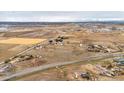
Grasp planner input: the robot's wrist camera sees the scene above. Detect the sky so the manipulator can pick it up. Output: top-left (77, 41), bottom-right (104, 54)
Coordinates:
top-left (0, 11), bottom-right (124, 22)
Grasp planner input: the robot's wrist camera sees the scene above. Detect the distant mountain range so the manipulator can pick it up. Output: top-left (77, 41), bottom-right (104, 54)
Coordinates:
top-left (0, 20), bottom-right (124, 27)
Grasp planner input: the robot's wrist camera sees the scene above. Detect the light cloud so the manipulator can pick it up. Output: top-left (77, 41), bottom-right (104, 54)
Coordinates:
top-left (0, 11), bottom-right (124, 22)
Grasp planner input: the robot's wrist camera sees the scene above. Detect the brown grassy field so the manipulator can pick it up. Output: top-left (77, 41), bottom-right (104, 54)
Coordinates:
top-left (0, 38), bottom-right (46, 45)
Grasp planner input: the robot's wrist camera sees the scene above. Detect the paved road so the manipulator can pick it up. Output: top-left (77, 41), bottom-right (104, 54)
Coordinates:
top-left (0, 53), bottom-right (124, 81)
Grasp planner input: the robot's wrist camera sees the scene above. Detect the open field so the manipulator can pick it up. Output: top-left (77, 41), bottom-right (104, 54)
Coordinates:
top-left (0, 38), bottom-right (46, 45)
top-left (0, 22), bottom-right (124, 80)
